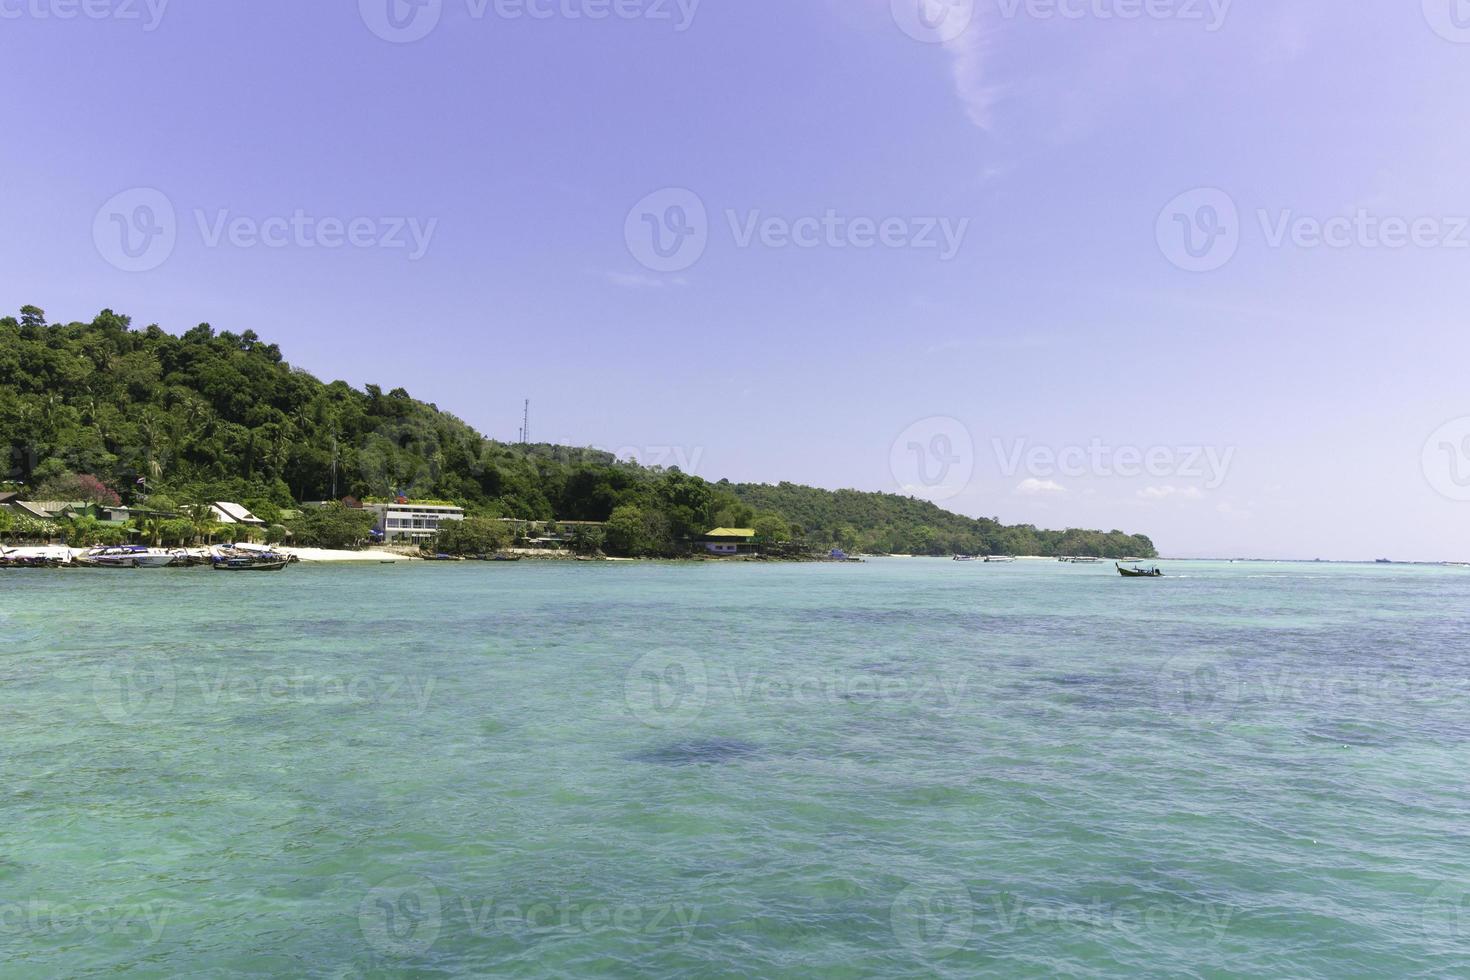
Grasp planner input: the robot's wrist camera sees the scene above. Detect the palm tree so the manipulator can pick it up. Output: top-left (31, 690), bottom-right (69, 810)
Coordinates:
top-left (182, 503), bottom-right (220, 545)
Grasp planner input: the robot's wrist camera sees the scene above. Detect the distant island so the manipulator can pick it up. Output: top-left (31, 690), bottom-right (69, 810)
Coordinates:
top-left (0, 307), bottom-right (1158, 560)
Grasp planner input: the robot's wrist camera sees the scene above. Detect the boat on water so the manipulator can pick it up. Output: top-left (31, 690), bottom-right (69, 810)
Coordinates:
top-left (1117, 562), bottom-right (1164, 578)
top-left (0, 549), bottom-right (69, 569)
top-left (76, 546), bottom-right (176, 569)
top-left (954, 555), bottom-right (979, 562)
top-left (210, 545), bottom-right (292, 571)
top-left (985, 556), bottom-right (1017, 563)
top-left (212, 556), bottom-right (290, 571)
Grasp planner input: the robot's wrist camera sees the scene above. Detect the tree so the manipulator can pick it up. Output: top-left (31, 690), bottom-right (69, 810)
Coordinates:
top-left (284, 504), bottom-right (375, 549)
top-left (431, 517), bottom-right (512, 556)
top-left (182, 504), bottom-right (223, 544)
top-left (157, 518), bottom-right (196, 546)
top-left (30, 470), bottom-right (122, 506)
top-left (603, 505), bottom-right (648, 557)
top-left (752, 513), bottom-right (790, 545)
top-left (567, 524), bottom-right (604, 556)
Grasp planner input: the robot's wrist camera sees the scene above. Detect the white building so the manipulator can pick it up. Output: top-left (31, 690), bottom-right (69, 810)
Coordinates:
top-left (364, 501), bottom-right (465, 543)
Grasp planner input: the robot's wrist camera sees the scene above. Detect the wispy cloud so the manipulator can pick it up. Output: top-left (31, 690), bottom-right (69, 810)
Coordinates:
top-left (922, 334), bottom-right (1053, 355)
top-left (943, 24), bottom-right (1004, 131)
top-left (601, 270), bottom-right (687, 289)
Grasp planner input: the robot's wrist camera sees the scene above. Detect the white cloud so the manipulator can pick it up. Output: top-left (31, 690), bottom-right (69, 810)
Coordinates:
top-left (1016, 478), bottom-right (1066, 496)
top-left (1138, 486), bottom-right (1204, 501)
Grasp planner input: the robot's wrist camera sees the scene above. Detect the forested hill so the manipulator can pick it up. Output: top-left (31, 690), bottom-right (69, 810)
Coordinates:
top-left (727, 482), bottom-right (1155, 558)
top-left (0, 307), bottom-right (1157, 558)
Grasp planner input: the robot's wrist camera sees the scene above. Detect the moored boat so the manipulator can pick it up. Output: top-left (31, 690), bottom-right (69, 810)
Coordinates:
top-left (212, 557), bottom-right (290, 571)
top-left (210, 544), bottom-right (291, 571)
top-left (76, 546), bottom-right (176, 568)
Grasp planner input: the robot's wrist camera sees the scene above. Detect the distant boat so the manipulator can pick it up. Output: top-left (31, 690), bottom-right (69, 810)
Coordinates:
top-left (1375, 559), bottom-right (1393, 565)
top-left (1117, 562), bottom-right (1163, 578)
top-left (985, 556), bottom-right (1017, 563)
top-left (954, 555), bottom-right (979, 562)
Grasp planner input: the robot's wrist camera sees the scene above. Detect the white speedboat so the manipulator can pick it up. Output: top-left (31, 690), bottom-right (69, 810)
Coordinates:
top-left (77, 546), bottom-right (176, 568)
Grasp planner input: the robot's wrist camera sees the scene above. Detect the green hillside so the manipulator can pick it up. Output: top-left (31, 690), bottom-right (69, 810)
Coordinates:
top-left (0, 306), bottom-right (1156, 558)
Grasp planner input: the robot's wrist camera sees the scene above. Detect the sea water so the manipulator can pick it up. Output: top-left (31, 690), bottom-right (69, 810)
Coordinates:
top-left (1, 559), bottom-right (1468, 976)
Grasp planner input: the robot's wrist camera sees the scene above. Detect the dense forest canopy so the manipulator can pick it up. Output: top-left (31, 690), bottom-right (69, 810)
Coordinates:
top-left (0, 308), bottom-right (1157, 558)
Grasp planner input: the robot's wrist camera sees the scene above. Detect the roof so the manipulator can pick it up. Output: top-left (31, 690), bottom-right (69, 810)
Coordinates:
top-left (705, 528), bottom-right (756, 538)
top-left (211, 502), bottom-right (266, 525)
top-left (5, 501), bottom-right (60, 521)
top-left (16, 502), bottom-right (83, 517)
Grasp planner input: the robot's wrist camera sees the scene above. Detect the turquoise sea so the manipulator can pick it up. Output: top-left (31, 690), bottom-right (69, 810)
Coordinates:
top-left (2, 559), bottom-right (1469, 977)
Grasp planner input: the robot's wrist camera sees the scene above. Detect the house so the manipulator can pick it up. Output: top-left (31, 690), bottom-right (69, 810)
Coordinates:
top-left (10, 501), bottom-right (81, 521)
top-left (701, 528), bottom-right (757, 556)
top-left (362, 501), bottom-right (465, 543)
top-left (211, 502), bottom-right (266, 527)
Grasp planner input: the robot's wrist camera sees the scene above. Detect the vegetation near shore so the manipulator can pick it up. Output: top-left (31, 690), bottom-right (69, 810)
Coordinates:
top-left (0, 308), bottom-right (1157, 559)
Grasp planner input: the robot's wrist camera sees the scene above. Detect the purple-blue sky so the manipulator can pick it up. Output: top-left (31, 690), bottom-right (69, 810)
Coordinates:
top-left (4, 0), bottom-right (1470, 560)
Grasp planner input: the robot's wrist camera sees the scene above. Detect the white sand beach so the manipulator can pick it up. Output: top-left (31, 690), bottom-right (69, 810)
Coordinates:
top-left (279, 547), bottom-right (416, 563)
top-left (2, 545), bottom-right (416, 563)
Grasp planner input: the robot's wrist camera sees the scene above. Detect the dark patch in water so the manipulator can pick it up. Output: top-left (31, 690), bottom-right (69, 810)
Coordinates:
top-left (1303, 722), bottom-right (1398, 747)
top-left (1044, 673), bottom-right (1106, 688)
top-left (633, 738), bottom-right (760, 766)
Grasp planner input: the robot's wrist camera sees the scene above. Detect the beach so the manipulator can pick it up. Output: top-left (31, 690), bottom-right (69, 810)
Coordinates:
top-left (1, 545), bottom-right (417, 563)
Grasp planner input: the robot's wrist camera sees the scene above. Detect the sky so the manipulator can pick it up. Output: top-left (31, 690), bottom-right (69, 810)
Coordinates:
top-left (3, 0), bottom-right (1470, 560)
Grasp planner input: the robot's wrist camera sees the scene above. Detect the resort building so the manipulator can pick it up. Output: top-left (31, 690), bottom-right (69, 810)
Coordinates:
top-left (701, 528), bottom-right (758, 556)
top-left (364, 501), bottom-right (466, 543)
